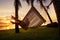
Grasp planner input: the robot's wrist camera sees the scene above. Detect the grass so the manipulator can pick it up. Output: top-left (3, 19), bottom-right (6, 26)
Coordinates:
top-left (0, 27), bottom-right (60, 40)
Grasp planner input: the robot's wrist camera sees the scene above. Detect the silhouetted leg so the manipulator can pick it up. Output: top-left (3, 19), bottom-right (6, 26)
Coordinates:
top-left (11, 16), bottom-right (29, 30)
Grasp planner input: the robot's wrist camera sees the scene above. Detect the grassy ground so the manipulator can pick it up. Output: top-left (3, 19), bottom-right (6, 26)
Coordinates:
top-left (0, 27), bottom-right (60, 40)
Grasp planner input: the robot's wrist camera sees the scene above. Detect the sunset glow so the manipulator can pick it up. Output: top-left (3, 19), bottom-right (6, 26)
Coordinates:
top-left (0, 16), bottom-right (22, 30)
top-left (0, 0), bottom-right (58, 30)
top-left (0, 17), bottom-right (14, 30)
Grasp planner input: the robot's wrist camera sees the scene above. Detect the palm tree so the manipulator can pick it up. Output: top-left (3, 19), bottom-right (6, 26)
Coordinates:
top-left (25, 0), bottom-right (30, 5)
top-left (25, 0), bottom-right (53, 23)
top-left (54, 0), bottom-right (60, 35)
top-left (46, 0), bottom-right (60, 34)
top-left (25, 0), bottom-right (34, 6)
top-left (53, 0), bottom-right (60, 34)
top-left (37, 0), bottom-right (53, 23)
top-left (14, 0), bottom-right (21, 33)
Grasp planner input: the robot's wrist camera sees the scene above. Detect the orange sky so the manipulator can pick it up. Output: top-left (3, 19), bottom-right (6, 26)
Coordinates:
top-left (0, 0), bottom-right (58, 30)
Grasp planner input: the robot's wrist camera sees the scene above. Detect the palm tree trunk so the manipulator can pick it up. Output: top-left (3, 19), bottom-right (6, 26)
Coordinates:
top-left (43, 5), bottom-right (53, 23)
top-left (15, 0), bottom-right (19, 33)
top-left (52, 0), bottom-right (60, 34)
top-left (40, 1), bottom-right (53, 23)
top-left (15, 6), bottom-right (19, 33)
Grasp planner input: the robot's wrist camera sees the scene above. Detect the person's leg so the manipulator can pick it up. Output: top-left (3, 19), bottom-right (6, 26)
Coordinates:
top-left (11, 16), bottom-right (22, 24)
top-left (11, 16), bottom-right (28, 30)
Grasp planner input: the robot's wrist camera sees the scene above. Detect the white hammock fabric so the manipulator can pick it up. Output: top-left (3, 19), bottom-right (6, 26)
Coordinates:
top-left (22, 6), bottom-right (46, 28)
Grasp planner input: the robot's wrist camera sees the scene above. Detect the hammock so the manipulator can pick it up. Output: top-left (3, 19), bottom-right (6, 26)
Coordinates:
top-left (11, 6), bottom-right (46, 30)
top-left (22, 6), bottom-right (46, 29)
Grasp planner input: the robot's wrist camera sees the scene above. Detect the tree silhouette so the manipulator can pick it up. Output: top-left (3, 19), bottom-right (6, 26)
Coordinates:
top-left (14, 0), bottom-right (21, 33)
top-left (37, 0), bottom-right (53, 23)
top-left (48, 0), bottom-right (60, 34)
top-left (25, 0), bottom-right (34, 6)
top-left (25, 0), bottom-right (53, 23)
top-left (25, 0), bottom-right (30, 5)
top-left (53, 0), bottom-right (60, 35)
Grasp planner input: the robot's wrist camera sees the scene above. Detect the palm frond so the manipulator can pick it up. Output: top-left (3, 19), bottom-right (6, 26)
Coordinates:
top-left (14, 0), bottom-right (22, 7)
top-left (47, 0), bottom-right (53, 9)
top-left (26, 0), bottom-right (30, 5)
top-left (31, 0), bottom-right (34, 5)
top-left (37, 0), bottom-right (47, 8)
top-left (25, 0), bottom-right (34, 6)
top-left (31, 0), bottom-right (34, 4)
top-left (18, 0), bottom-right (22, 7)
top-left (37, 0), bottom-right (43, 7)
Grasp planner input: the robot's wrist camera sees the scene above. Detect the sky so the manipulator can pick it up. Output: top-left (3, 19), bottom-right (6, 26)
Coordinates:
top-left (0, 0), bottom-right (58, 30)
